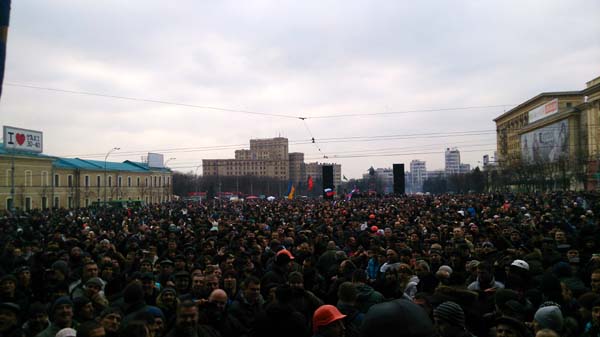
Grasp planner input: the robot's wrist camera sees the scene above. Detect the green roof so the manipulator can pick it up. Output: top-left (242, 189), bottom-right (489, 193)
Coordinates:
top-left (1, 143), bottom-right (168, 173)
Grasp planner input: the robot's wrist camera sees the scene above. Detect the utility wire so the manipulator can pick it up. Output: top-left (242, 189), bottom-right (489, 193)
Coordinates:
top-left (6, 82), bottom-right (515, 120)
top-left (5, 82), bottom-right (302, 120)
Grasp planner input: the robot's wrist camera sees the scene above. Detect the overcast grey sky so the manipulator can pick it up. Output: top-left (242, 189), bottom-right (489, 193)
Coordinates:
top-left (1, 0), bottom-right (599, 178)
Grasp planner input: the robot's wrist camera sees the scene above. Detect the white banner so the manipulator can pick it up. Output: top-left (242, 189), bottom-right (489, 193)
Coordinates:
top-left (3, 126), bottom-right (43, 153)
top-left (528, 98), bottom-right (559, 123)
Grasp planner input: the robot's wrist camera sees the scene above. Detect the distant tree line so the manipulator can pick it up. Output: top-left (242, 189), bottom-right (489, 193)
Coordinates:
top-left (172, 172), bottom-right (325, 198)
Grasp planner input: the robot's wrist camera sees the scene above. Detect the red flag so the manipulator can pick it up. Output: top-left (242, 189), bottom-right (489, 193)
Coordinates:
top-left (307, 176), bottom-right (314, 191)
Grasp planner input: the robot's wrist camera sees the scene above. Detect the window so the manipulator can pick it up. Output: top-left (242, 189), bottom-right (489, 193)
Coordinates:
top-left (97, 175), bottom-right (101, 188)
top-left (158, 176), bottom-right (162, 187)
top-left (137, 177), bottom-right (140, 187)
top-left (25, 197), bottom-right (31, 211)
top-left (6, 198), bottom-right (13, 210)
top-left (68, 175), bottom-right (73, 187)
top-left (85, 198), bottom-right (89, 207)
top-left (166, 177), bottom-right (170, 186)
top-left (118, 176), bottom-right (122, 187)
top-left (41, 197), bottom-right (48, 210)
top-left (145, 177), bottom-right (149, 187)
top-left (108, 176), bottom-right (112, 187)
top-left (153, 176), bottom-right (157, 187)
top-left (54, 174), bottom-right (60, 187)
top-left (25, 170), bottom-right (33, 187)
top-left (85, 175), bottom-right (90, 188)
top-left (53, 196), bottom-right (59, 208)
top-left (68, 197), bottom-right (73, 209)
top-left (127, 176), bottom-right (132, 187)
top-left (41, 171), bottom-right (49, 186)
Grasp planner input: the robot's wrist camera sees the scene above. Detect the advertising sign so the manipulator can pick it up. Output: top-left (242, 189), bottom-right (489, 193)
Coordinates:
top-left (147, 153), bottom-right (164, 168)
top-left (521, 119), bottom-right (568, 164)
top-left (3, 126), bottom-right (43, 153)
top-left (528, 99), bottom-right (559, 123)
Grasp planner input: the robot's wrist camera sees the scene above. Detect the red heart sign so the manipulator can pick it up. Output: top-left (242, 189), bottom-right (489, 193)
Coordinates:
top-left (15, 133), bottom-right (26, 145)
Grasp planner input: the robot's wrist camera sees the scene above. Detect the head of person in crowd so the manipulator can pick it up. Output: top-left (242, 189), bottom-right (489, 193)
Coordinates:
top-left (77, 320), bottom-right (106, 337)
top-left (50, 296), bottom-right (74, 328)
top-left (55, 327), bottom-right (77, 337)
top-left (174, 300), bottom-right (200, 333)
top-left (146, 306), bottom-right (166, 337)
top-left (222, 269), bottom-right (238, 298)
top-left (337, 282), bottom-right (358, 307)
top-left (159, 259), bottom-right (174, 276)
top-left (532, 304), bottom-right (563, 335)
top-left (73, 296), bottom-right (95, 322)
top-left (0, 275), bottom-right (17, 299)
top-left (130, 311), bottom-right (161, 337)
top-left (98, 307), bottom-right (122, 337)
top-left (82, 261), bottom-right (100, 282)
top-left (242, 276), bottom-right (261, 305)
top-left (0, 302), bottom-right (20, 335)
top-left (120, 320), bottom-right (150, 337)
top-left (14, 266), bottom-right (31, 288)
top-left (591, 269), bottom-right (600, 294)
top-left (361, 299), bottom-right (435, 337)
top-left (190, 273), bottom-right (206, 298)
top-left (204, 273), bottom-right (220, 294)
top-left (173, 271), bottom-right (190, 294)
top-left (313, 304), bottom-right (346, 337)
top-left (157, 287), bottom-right (177, 309)
top-left (288, 271), bottom-right (305, 291)
top-left (496, 316), bottom-right (532, 337)
top-left (433, 301), bottom-right (467, 337)
top-left (208, 289), bottom-right (228, 313)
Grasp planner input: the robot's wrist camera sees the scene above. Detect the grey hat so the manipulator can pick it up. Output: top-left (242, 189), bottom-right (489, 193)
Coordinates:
top-left (434, 301), bottom-right (465, 328)
top-left (534, 305), bottom-right (563, 332)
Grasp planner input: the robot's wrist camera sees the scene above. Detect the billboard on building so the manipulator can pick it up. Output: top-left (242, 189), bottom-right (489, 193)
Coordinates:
top-left (521, 119), bottom-right (569, 164)
top-left (3, 126), bottom-right (43, 153)
top-left (147, 153), bottom-right (164, 168)
top-left (528, 99), bottom-right (559, 123)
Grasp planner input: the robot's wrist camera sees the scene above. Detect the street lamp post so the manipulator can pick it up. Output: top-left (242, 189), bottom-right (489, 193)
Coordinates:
top-left (163, 158), bottom-right (175, 202)
top-left (104, 147), bottom-right (120, 206)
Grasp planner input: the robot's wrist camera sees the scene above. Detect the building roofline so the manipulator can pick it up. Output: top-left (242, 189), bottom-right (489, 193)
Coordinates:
top-left (493, 91), bottom-right (582, 122)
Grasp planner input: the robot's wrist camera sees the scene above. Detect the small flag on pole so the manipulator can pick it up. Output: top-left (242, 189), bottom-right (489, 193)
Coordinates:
top-left (287, 181), bottom-right (295, 200)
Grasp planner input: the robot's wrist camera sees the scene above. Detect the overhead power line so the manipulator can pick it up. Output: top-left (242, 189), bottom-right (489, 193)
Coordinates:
top-left (6, 82), bottom-right (515, 120)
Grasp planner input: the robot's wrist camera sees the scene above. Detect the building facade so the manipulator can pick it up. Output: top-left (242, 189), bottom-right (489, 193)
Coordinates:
top-left (445, 148), bottom-right (461, 175)
top-left (204, 137), bottom-right (290, 180)
top-left (0, 145), bottom-right (172, 211)
top-left (204, 138), bottom-right (342, 190)
top-left (409, 160), bottom-right (427, 193)
top-left (306, 162), bottom-right (342, 189)
top-left (493, 75), bottom-right (600, 190)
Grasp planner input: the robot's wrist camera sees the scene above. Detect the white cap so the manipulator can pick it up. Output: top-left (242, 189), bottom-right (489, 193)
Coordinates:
top-left (56, 328), bottom-right (77, 337)
top-left (511, 259), bottom-right (530, 271)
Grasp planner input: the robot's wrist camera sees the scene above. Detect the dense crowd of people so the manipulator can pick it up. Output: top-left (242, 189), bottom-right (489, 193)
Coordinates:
top-left (1, 192), bottom-right (600, 337)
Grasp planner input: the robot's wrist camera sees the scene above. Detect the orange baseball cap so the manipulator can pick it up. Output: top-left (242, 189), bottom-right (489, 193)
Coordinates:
top-left (276, 249), bottom-right (295, 260)
top-left (313, 305), bottom-right (346, 333)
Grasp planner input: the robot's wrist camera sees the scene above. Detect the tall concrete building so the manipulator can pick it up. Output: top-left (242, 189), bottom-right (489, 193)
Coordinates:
top-left (204, 137), bottom-right (290, 180)
top-left (288, 152), bottom-right (305, 185)
top-left (410, 160), bottom-right (427, 193)
top-left (306, 162), bottom-right (342, 188)
top-left (204, 138), bottom-right (341, 188)
top-left (445, 148), bottom-right (461, 175)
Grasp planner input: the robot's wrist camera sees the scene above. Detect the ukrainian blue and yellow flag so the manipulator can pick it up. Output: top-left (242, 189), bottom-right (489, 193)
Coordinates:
top-left (287, 181), bottom-right (295, 200)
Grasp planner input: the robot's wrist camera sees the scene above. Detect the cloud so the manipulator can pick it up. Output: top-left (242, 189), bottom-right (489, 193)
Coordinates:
top-left (2, 0), bottom-right (600, 179)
